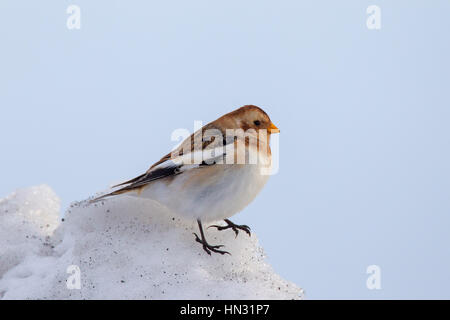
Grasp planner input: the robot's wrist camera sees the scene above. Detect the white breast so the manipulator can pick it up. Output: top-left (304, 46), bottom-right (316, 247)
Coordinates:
top-left (134, 152), bottom-right (271, 222)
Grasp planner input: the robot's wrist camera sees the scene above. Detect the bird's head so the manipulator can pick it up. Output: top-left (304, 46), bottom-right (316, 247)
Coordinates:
top-left (223, 105), bottom-right (280, 134)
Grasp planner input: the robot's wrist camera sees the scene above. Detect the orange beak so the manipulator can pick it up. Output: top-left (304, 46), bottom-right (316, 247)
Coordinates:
top-left (269, 122), bottom-right (280, 133)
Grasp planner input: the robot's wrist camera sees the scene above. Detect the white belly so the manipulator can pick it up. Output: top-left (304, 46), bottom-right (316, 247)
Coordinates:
top-left (131, 159), bottom-right (271, 222)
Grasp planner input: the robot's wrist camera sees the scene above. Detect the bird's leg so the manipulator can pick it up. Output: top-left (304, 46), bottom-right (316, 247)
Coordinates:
top-left (193, 219), bottom-right (230, 255)
top-left (209, 219), bottom-right (251, 238)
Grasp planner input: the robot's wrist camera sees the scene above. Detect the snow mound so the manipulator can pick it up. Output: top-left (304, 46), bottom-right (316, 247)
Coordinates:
top-left (0, 185), bottom-right (59, 284)
top-left (0, 186), bottom-right (302, 299)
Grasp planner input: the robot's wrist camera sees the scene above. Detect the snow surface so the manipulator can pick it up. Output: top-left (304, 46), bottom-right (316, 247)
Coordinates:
top-left (0, 185), bottom-right (303, 299)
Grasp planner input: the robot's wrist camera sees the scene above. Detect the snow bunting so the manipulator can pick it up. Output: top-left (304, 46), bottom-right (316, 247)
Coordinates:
top-left (93, 105), bottom-right (280, 255)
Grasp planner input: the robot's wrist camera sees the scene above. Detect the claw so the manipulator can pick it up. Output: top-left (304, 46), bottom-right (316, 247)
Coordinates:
top-left (209, 219), bottom-right (251, 238)
top-left (193, 232), bottom-right (202, 243)
top-left (194, 221), bottom-right (230, 255)
top-left (208, 224), bottom-right (223, 230)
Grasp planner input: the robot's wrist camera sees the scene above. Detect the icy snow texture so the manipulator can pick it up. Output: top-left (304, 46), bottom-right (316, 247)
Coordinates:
top-left (0, 185), bottom-right (302, 299)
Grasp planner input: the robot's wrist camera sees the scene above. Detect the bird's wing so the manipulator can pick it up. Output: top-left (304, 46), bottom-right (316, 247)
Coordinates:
top-left (90, 145), bottom-right (227, 202)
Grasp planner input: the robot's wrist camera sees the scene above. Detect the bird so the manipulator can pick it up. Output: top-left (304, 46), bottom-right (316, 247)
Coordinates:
top-left (92, 105), bottom-right (280, 255)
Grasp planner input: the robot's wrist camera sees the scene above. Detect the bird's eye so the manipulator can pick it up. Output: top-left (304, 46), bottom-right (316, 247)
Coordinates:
top-left (254, 120), bottom-right (261, 126)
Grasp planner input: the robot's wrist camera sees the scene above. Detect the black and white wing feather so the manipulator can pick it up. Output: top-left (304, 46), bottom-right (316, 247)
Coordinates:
top-left (90, 146), bottom-right (226, 203)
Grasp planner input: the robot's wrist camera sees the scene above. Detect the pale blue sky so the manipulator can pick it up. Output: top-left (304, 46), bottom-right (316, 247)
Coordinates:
top-left (1, 1), bottom-right (449, 299)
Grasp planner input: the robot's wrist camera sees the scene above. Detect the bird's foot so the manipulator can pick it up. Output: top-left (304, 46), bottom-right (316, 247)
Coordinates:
top-left (193, 233), bottom-right (230, 255)
top-left (209, 219), bottom-right (251, 238)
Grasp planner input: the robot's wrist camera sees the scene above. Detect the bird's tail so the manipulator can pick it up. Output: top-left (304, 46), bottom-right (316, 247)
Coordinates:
top-left (88, 186), bottom-right (136, 204)
top-left (89, 173), bottom-right (148, 204)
